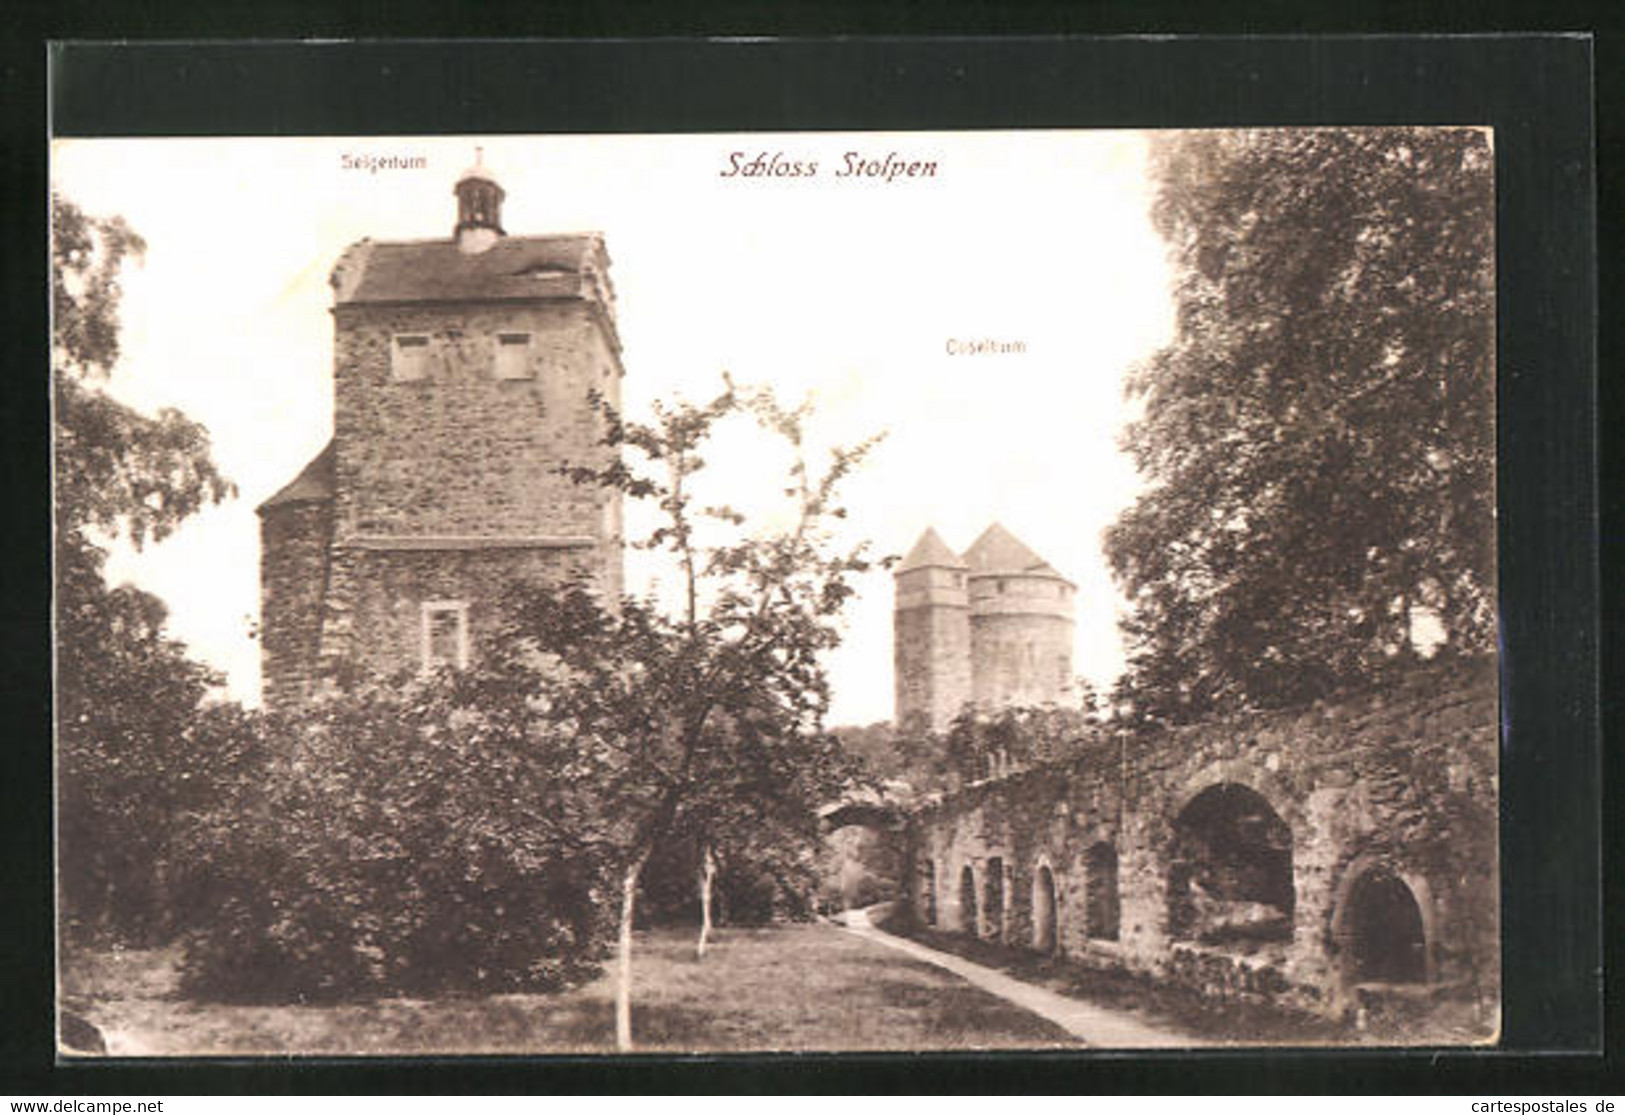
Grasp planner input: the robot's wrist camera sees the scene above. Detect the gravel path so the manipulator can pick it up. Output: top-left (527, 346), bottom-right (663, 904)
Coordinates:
top-left (841, 908), bottom-right (1194, 1048)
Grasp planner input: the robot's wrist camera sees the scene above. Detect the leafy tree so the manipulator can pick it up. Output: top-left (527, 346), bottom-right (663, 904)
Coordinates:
top-left (888, 713), bottom-right (956, 795)
top-left (1106, 129), bottom-right (1495, 722)
top-left (56, 541), bottom-right (220, 938)
top-left (638, 783), bottom-right (837, 955)
top-left (53, 195), bottom-right (235, 937)
top-left (476, 381), bottom-right (879, 1049)
top-left (942, 704), bottom-right (1097, 784)
top-left (53, 195), bottom-right (234, 549)
top-left (669, 735), bottom-right (848, 958)
top-left (831, 720), bottom-right (909, 782)
top-left (882, 683), bottom-right (1107, 792)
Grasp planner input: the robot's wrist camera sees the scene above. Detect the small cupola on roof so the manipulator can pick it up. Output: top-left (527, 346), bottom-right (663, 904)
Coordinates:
top-left (453, 147), bottom-right (506, 254)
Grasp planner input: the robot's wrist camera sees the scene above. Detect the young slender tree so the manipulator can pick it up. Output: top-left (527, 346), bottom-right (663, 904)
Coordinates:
top-left (476, 381), bottom-right (879, 1050)
top-left (674, 725), bottom-right (852, 958)
top-left (1106, 129), bottom-right (1495, 723)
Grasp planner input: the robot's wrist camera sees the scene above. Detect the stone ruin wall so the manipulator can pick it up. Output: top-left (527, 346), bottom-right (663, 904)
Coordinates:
top-left (905, 661), bottom-right (1499, 1021)
top-left (259, 499), bottom-right (334, 712)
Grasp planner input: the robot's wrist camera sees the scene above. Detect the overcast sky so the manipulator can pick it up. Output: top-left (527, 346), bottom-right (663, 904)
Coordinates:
top-left (52, 132), bottom-right (1174, 727)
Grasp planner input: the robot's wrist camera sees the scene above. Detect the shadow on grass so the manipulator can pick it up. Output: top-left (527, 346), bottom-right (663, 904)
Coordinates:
top-left (860, 977), bottom-right (1076, 1045)
top-left (63, 923), bottom-right (1087, 1053)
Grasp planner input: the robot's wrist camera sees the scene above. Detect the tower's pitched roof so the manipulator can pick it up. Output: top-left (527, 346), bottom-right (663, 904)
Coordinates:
top-left (896, 527), bottom-right (966, 573)
top-left (963, 522), bottom-right (1061, 577)
top-left (332, 233), bottom-right (605, 305)
top-left (257, 440), bottom-right (335, 512)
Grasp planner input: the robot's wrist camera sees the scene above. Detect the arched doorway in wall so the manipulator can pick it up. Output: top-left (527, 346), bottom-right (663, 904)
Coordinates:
top-left (959, 865), bottom-right (977, 935)
top-left (983, 857), bottom-right (1006, 942)
top-left (1032, 862), bottom-right (1058, 952)
top-left (1340, 866), bottom-right (1428, 984)
top-left (1168, 782), bottom-right (1294, 945)
top-left (1085, 842), bottom-right (1120, 941)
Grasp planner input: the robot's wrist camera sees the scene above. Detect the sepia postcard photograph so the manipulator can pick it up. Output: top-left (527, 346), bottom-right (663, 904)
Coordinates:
top-left (51, 126), bottom-right (1500, 1056)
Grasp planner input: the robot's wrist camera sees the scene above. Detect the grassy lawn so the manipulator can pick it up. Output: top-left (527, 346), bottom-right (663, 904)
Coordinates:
top-left (62, 923), bottom-right (1078, 1055)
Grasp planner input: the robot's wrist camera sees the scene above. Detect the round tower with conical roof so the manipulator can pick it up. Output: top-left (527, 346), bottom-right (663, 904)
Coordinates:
top-left (963, 523), bottom-right (1075, 711)
top-left (893, 528), bottom-right (973, 734)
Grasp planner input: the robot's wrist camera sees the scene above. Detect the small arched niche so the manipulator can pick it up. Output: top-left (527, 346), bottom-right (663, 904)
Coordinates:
top-left (1085, 842), bottom-right (1120, 941)
top-left (920, 858), bottom-right (937, 926)
top-left (1335, 863), bottom-right (1430, 985)
top-left (983, 857), bottom-right (1006, 941)
top-left (958, 864), bottom-right (977, 936)
top-left (1032, 861), bottom-right (1059, 952)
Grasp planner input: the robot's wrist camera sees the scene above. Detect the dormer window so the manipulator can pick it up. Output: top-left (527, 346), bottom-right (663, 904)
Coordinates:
top-left (392, 334), bottom-right (432, 381)
top-left (494, 332), bottom-right (534, 380)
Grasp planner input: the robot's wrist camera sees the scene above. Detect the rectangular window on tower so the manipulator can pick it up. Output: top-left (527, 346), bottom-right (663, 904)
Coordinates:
top-left (494, 332), bottom-right (534, 380)
top-left (391, 334), bottom-right (432, 381)
top-left (421, 600), bottom-right (470, 673)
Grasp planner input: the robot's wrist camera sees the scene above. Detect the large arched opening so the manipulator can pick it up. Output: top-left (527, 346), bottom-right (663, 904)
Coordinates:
top-left (1337, 865), bottom-right (1429, 984)
top-left (1167, 782), bottom-right (1294, 944)
top-left (958, 864), bottom-right (977, 935)
top-left (1032, 861), bottom-right (1058, 952)
top-left (1085, 842), bottom-right (1120, 941)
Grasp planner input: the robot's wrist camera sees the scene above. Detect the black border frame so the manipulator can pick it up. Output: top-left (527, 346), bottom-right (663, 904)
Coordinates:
top-left (7, 32), bottom-right (1606, 1094)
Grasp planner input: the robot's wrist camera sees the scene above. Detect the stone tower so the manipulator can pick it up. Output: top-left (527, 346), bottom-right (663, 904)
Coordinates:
top-left (892, 528), bottom-right (972, 735)
top-left (962, 523), bottom-right (1075, 711)
top-left (893, 523), bottom-right (1075, 732)
top-left (257, 155), bottom-right (624, 710)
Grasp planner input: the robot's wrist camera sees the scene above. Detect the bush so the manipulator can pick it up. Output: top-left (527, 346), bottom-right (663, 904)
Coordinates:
top-left (176, 680), bottom-right (615, 1002)
top-left (636, 834), bottom-right (822, 929)
top-left (716, 854), bottom-right (820, 924)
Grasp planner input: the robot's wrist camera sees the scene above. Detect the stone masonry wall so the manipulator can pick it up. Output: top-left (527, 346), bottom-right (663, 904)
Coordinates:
top-left (300, 297), bottom-right (625, 683)
top-left (907, 660), bottom-right (1498, 1020)
top-left (259, 500), bottom-right (333, 711)
top-left (331, 300), bottom-right (623, 567)
top-left (968, 610), bottom-right (1074, 710)
top-left (893, 589), bottom-right (972, 733)
top-left (317, 544), bottom-right (601, 681)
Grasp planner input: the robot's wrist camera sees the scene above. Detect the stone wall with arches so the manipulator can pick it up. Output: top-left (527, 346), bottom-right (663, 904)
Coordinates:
top-left (905, 660), bottom-right (1498, 1020)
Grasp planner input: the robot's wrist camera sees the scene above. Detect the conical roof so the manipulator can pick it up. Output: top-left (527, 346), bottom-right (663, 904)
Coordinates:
top-left (963, 522), bottom-right (1060, 577)
top-left (895, 527), bottom-right (966, 573)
